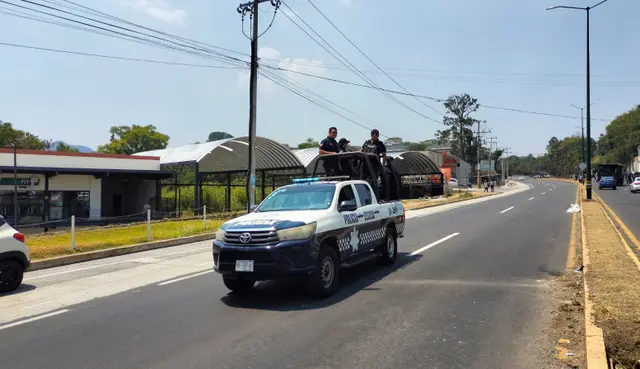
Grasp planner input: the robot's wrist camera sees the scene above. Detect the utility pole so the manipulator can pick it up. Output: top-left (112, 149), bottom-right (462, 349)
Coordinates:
top-left (475, 122), bottom-right (491, 188)
top-left (237, 0), bottom-right (279, 212)
top-left (504, 148), bottom-right (512, 179)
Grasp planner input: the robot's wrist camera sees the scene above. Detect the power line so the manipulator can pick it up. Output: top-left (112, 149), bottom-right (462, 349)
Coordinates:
top-left (307, 0), bottom-right (442, 116)
top-left (0, 0), bottom-right (247, 67)
top-left (0, 40), bottom-right (613, 124)
top-left (15, 0), bottom-right (246, 65)
top-left (279, 1), bottom-right (441, 124)
top-left (0, 41), bottom-right (244, 68)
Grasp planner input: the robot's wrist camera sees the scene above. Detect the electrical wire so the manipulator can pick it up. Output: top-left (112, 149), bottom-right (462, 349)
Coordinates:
top-left (0, 40), bottom-right (611, 123)
top-left (307, 0), bottom-right (442, 116)
top-left (15, 0), bottom-right (245, 65)
top-left (261, 67), bottom-right (408, 137)
top-left (279, 1), bottom-right (441, 124)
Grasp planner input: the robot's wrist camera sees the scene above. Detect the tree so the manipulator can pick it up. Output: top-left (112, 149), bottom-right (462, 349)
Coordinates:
top-left (384, 137), bottom-right (403, 145)
top-left (97, 125), bottom-right (169, 155)
top-left (597, 105), bottom-right (640, 166)
top-left (297, 138), bottom-right (319, 149)
top-left (0, 121), bottom-right (50, 150)
top-left (56, 142), bottom-right (79, 152)
top-left (207, 131), bottom-right (233, 142)
top-left (435, 93), bottom-right (482, 163)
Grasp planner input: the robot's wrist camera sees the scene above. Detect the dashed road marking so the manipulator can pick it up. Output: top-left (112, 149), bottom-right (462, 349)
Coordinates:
top-left (157, 270), bottom-right (213, 286)
top-left (500, 206), bottom-right (515, 214)
top-left (528, 197), bottom-right (535, 200)
top-left (542, 192), bottom-right (546, 195)
top-left (0, 310), bottom-right (69, 331)
top-left (409, 233), bottom-right (460, 256)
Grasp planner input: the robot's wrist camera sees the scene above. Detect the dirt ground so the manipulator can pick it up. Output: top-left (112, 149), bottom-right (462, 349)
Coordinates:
top-left (582, 199), bottom-right (640, 368)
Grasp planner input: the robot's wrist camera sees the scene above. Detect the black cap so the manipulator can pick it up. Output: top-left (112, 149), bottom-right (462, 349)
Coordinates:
top-left (338, 138), bottom-right (350, 145)
top-left (371, 129), bottom-right (379, 135)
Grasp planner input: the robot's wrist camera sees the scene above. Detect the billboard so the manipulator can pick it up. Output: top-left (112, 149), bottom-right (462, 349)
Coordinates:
top-left (479, 160), bottom-right (495, 171)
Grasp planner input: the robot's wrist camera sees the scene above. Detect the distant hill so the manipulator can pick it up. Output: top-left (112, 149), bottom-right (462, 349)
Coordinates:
top-left (48, 141), bottom-right (94, 153)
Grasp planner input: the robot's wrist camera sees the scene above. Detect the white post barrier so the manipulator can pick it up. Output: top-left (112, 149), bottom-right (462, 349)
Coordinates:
top-left (71, 215), bottom-right (76, 251)
top-left (203, 205), bottom-right (207, 230)
top-left (147, 209), bottom-right (151, 241)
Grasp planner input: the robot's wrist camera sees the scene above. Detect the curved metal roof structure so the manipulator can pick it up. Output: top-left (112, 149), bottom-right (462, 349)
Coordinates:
top-left (293, 146), bottom-right (360, 170)
top-left (135, 136), bottom-right (304, 173)
top-left (387, 151), bottom-right (442, 175)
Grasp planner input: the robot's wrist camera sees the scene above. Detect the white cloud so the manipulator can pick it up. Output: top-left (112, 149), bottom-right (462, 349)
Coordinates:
top-left (127, 0), bottom-right (187, 25)
top-left (236, 47), bottom-right (326, 95)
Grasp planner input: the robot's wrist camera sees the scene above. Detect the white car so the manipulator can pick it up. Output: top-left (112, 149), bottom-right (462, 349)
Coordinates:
top-left (448, 178), bottom-right (459, 187)
top-left (630, 177), bottom-right (640, 193)
top-left (518, 176), bottom-right (525, 181)
top-left (0, 215), bottom-right (30, 293)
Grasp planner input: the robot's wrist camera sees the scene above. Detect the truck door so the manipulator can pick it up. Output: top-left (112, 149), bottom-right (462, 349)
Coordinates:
top-left (353, 183), bottom-right (385, 251)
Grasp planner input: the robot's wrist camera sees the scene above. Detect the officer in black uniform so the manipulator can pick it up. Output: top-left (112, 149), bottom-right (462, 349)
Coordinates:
top-left (361, 129), bottom-right (387, 164)
top-left (338, 138), bottom-right (350, 153)
top-left (319, 127), bottom-right (340, 175)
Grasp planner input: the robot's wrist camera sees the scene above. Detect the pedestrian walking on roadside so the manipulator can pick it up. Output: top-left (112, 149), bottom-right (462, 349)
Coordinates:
top-left (490, 179), bottom-right (495, 192)
top-left (484, 180), bottom-right (489, 193)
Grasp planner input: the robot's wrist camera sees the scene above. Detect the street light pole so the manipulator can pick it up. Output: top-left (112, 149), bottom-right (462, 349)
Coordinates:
top-left (547, 0), bottom-right (609, 200)
top-left (11, 143), bottom-right (18, 226)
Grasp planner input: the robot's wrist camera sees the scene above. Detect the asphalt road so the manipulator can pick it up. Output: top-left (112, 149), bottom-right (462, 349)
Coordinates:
top-left (0, 180), bottom-right (576, 369)
top-left (594, 183), bottom-right (640, 243)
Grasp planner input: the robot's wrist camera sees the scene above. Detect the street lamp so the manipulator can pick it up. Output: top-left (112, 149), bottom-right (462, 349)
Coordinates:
top-left (548, 0), bottom-right (609, 200)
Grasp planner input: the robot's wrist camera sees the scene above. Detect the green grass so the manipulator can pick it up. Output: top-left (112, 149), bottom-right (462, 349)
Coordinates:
top-left (27, 218), bottom-right (226, 260)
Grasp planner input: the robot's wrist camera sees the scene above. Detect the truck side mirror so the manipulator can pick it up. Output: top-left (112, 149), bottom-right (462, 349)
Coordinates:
top-left (249, 204), bottom-right (258, 212)
top-left (338, 200), bottom-right (358, 212)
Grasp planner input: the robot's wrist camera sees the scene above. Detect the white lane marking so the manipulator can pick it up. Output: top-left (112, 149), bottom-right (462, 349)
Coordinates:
top-left (0, 310), bottom-right (69, 331)
top-left (157, 270), bottom-right (213, 286)
top-left (541, 192), bottom-right (546, 195)
top-left (25, 246), bottom-right (210, 281)
top-left (528, 197), bottom-right (535, 200)
top-left (409, 233), bottom-right (460, 256)
top-left (549, 188), bottom-right (553, 191)
top-left (500, 206), bottom-right (515, 214)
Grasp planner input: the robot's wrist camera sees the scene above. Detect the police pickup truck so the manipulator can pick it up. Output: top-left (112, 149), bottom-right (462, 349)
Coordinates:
top-left (213, 152), bottom-right (405, 297)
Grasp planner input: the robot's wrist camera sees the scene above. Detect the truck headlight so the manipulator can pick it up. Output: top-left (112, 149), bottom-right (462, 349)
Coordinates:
top-left (214, 228), bottom-right (226, 240)
top-left (276, 222), bottom-right (317, 241)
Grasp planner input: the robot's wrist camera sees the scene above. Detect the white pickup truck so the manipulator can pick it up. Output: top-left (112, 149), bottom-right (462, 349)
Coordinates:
top-left (213, 152), bottom-right (406, 297)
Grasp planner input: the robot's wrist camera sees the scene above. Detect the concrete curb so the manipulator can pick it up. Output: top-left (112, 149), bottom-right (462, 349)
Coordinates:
top-left (593, 193), bottom-right (640, 272)
top-left (578, 188), bottom-right (610, 369)
top-left (28, 233), bottom-right (214, 272)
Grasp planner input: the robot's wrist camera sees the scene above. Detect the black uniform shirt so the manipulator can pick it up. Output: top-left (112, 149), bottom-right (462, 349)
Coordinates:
top-left (361, 139), bottom-right (387, 155)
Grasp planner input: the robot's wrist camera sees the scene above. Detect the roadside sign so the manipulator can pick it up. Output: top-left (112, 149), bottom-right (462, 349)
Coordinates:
top-left (578, 162), bottom-right (586, 170)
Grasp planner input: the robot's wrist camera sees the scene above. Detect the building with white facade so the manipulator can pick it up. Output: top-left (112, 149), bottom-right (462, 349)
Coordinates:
top-left (0, 148), bottom-right (172, 226)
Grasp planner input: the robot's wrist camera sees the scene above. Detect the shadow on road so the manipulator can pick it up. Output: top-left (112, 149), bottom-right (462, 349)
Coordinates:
top-left (220, 252), bottom-right (422, 311)
top-left (1, 283), bottom-right (36, 297)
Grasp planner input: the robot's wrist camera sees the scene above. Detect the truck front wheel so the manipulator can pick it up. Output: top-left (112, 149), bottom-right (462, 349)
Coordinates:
top-left (223, 276), bottom-right (255, 293)
top-left (307, 246), bottom-right (339, 298)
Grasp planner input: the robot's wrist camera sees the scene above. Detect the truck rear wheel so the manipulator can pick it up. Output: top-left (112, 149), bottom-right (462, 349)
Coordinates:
top-left (377, 229), bottom-right (397, 266)
top-left (307, 246), bottom-right (339, 298)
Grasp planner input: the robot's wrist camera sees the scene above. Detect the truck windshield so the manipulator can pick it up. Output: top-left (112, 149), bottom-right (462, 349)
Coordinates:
top-left (257, 184), bottom-right (335, 212)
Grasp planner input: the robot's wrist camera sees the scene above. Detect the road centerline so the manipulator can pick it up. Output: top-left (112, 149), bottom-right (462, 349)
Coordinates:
top-left (409, 233), bottom-right (460, 256)
top-left (529, 197), bottom-right (535, 201)
top-left (500, 206), bottom-right (515, 214)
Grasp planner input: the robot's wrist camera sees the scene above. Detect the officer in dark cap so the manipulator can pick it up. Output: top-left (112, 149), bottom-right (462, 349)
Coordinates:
top-left (361, 129), bottom-right (387, 164)
top-left (338, 138), bottom-right (350, 153)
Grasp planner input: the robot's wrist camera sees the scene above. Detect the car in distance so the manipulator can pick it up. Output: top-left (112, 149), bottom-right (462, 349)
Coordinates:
top-left (598, 176), bottom-right (617, 190)
top-left (0, 215), bottom-right (30, 293)
top-left (630, 177), bottom-right (640, 193)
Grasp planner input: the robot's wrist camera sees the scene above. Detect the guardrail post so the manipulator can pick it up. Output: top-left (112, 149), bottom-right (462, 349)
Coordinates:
top-left (71, 215), bottom-right (75, 251)
top-left (147, 209), bottom-right (151, 241)
top-left (203, 205), bottom-right (207, 230)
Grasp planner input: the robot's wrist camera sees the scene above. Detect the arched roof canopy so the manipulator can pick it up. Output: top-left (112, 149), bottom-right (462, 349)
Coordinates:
top-left (135, 136), bottom-right (304, 174)
top-left (387, 151), bottom-right (441, 175)
top-left (293, 146), bottom-right (360, 172)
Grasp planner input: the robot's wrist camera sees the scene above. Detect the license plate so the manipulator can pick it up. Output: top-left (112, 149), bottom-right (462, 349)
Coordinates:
top-left (235, 260), bottom-right (254, 272)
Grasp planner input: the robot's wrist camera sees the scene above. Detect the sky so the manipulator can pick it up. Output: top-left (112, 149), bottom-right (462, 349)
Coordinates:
top-left (0, 0), bottom-right (638, 156)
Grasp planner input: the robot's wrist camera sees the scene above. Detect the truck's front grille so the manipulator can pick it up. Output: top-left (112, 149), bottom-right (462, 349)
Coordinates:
top-left (223, 230), bottom-right (278, 245)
